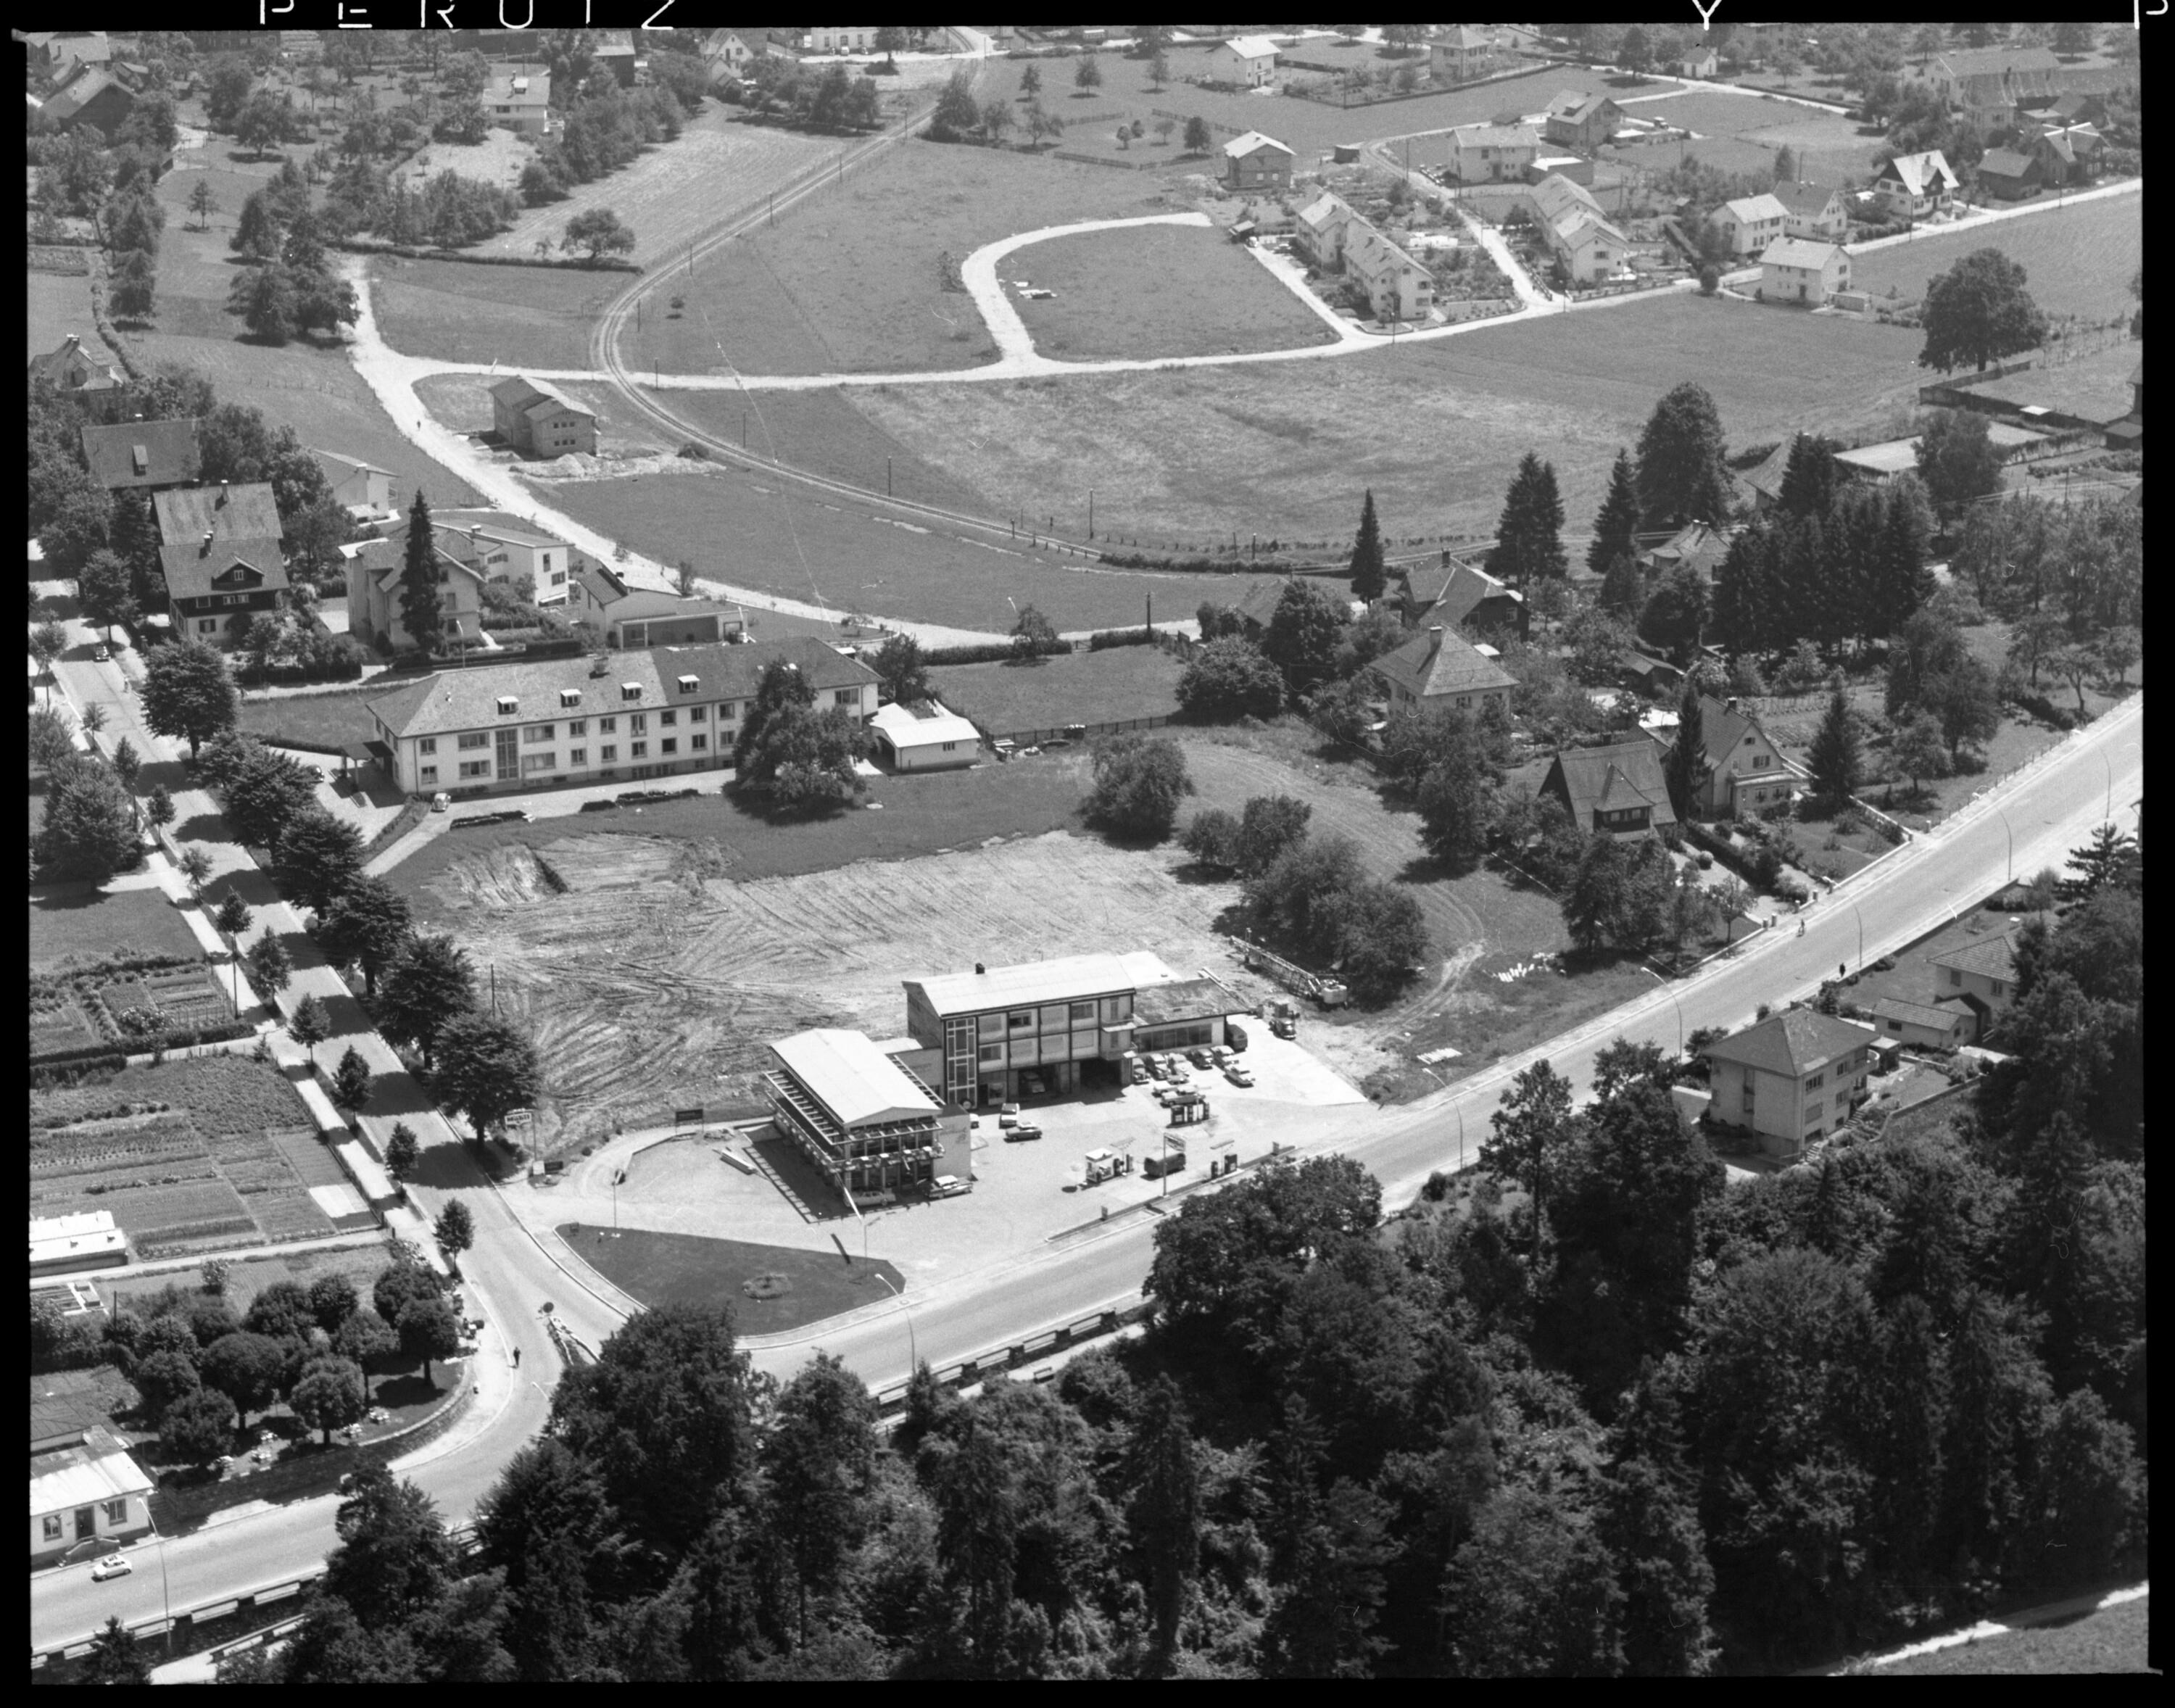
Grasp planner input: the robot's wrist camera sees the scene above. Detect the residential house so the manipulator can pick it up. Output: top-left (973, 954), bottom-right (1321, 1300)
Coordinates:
top-left (1912, 43), bottom-right (2060, 136)
top-left (341, 533), bottom-right (486, 654)
top-left (1735, 437), bottom-right (1797, 511)
top-left (153, 479), bottom-right (282, 550)
top-left (1677, 47), bottom-right (1718, 79)
top-left (362, 637), bottom-right (879, 797)
top-left (2039, 91), bottom-right (2110, 130)
top-left (1369, 623), bottom-right (1516, 717)
top-left (1345, 223), bottom-right (1434, 323)
top-left (2032, 123), bottom-right (2102, 188)
top-left (1214, 36), bottom-right (1279, 88)
top-left (702, 30), bottom-right (761, 78)
top-left (1975, 146), bottom-right (2043, 200)
top-left (30, 1426), bottom-right (154, 1567)
top-left (1541, 739), bottom-right (1678, 841)
top-left (80, 420), bottom-right (202, 494)
top-left (29, 334), bottom-right (125, 415)
top-left (158, 533), bottom-right (289, 645)
top-left (1928, 931), bottom-right (2020, 1043)
top-left (433, 510), bottom-right (578, 605)
top-left (1638, 521), bottom-right (1733, 583)
top-left (488, 377), bottom-right (597, 459)
top-left (1543, 91), bottom-right (1624, 154)
top-left (312, 449), bottom-right (397, 520)
top-left (1430, 26), bottom-right (1498, 84)
top-left (2105, 362), bottom-right (2142, 452)
top-left (1660, 692), bottom-right (1795, 820)
top-left (1759, 237), bottom-right (1851, 306)
top-left (765, 1028), bottom-right (951, 1201)
top-left (1771, 179), bottom-right (1848, 242)
top-left (1871, 150), bottom-right (1958, 221)
top-left (566, 562), bottom-right (745, 647)
top-left (869, 700), bottom-right (981, 770)
top-left (30, 30), bottom-right (111, 75)
top-left (1869, 996), bottom-right (1976, 1052)
top-left (1529, 171), bottom-right (1628, 284)
top-left (1617, 651), bottom-right (1683, 696)
top-left (36, 65), bottom-right (133, 137)
top-left (1293, 189), bottom-right (1357, 268)
top-left (1446, 121), bottom-right (1538, 183)
top-left (1221, 130), bottom-right (1293, 192)
top-left (1230, 577), bottom-right (1292, 640)
top-left (1708, 191), bottom-right (1789, 259)
top-left (592, 42), bottom-right (636, 86)
top-left (1701, 1008), bottom-right (1878, 1156)
top-left (1403, 557), bottom-right (1526, 639)
top-left (484, 67), bottom-right (551, 135)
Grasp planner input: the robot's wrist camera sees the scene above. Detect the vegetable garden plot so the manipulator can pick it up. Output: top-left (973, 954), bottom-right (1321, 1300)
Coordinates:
top-left (252, 1191), bottom-right (341, 1242)
top-left (268, 1127), bottom-right (353, 1189)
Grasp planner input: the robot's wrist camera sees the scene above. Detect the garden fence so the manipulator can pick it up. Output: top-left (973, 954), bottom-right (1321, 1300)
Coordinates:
top-left (1050, 149), bottom-right (1161, 171)
top-left (974, 713), bottom-right (1176, 748)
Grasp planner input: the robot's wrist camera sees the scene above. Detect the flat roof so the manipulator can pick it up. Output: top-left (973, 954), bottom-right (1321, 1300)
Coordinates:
top-left (1132, 976), bottom-right (1251, 1028)
top-left (770, 1029), bottom-right (940, 1130)
top-left (30, 1428), bottom-right (152, 1514)
top-left (907, 950), bottom-right (1175, 1018)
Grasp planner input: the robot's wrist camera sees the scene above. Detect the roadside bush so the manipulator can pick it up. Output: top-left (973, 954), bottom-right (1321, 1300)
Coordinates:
top-left (1085, 628), bottom-right (1156, 650)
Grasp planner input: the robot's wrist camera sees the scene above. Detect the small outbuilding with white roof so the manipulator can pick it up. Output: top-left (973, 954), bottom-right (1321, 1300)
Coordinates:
top-left (869, 701), bottom-right (982, 770)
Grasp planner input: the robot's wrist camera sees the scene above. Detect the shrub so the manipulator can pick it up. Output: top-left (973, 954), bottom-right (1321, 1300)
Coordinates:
top-left (1085, 628), bottom-right (1156, 650)
top-left (923, 640), bottom-right (1073, 666)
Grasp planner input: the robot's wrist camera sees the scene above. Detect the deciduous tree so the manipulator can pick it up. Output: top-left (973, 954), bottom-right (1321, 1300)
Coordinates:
top-left (434, 1011), bottom-right (543, 1144)
top-left (319, 876), bottom-right (413, 998)
top-left (1084, 733), bottom-right (1191, 841)
top-left (377, 935), bottom-right (477, 1067)
top-left (33, 757), bottom-right (140, 882)
top-left (1636, 383), bottom-right (1732, 528)
top-left (141, 639), bottom-right (239, 759)
top-left (1177, 637), bottom-right (1283, 720)
top-left (274, 808), bottom-right (367, 913)
top-left (1919, 248), bottom-right (2050, 374)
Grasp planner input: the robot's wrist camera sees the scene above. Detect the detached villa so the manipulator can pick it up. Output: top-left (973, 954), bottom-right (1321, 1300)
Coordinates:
top-left (1702, 1008), bottom-right (1878, 1156)
top-left (1370, 623), bottom-right (1516, 718)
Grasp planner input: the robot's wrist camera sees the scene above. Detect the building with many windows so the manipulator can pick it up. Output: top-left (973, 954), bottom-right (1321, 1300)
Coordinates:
top-left (765, 1029), bottom-right (961, 1201)
top-left (362, 637), bottom-right (877, 797)
top-left (1701, 1008), bottom-right (1877, 1157)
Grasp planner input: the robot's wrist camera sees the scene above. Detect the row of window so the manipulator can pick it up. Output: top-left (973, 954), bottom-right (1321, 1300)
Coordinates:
top-left (423, 737), bottom-right (713, 784)
top-left (41, 1499), bottom-right (130, 1541)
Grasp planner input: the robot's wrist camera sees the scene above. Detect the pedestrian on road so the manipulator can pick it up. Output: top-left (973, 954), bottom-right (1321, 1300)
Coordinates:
top-left (512, 1347), bottom-right (520, 1367)
top-left (1798, 919), bottom-right (1805, 937)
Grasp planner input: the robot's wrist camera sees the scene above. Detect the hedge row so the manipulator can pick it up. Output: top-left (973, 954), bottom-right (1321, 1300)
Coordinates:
top-left (235, 658), bottom-right (366, 687)
top-left (331, 237), bottom-right (642, 274)
top-left (1086, 628), bottom-right (1158, 651)
top-left (257, 733), bottom-right (353, 757)
top-left (924, 639), bottom-right (1074, 666)
top-left (1098, 548), bottom-right (1306, 577)
top-left (30, 1018), bottom-right (253, 1071)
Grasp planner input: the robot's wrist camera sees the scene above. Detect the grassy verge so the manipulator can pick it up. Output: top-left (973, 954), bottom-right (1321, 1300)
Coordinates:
top-left (30, 885), bottom-right (202, 971)
top-left (559, 1222), bottom-right (906, 1335)
top-left (369, 255), bottom-right (626, 369)
top-left (1863, 1592), bottom-right (2150, 1675)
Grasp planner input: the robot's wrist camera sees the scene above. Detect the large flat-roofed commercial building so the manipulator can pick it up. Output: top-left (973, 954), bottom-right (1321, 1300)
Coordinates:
top-left (766, 1029), bottom-right (949, 1199)
top-left (903, 952), bottom-right (1252, 1106)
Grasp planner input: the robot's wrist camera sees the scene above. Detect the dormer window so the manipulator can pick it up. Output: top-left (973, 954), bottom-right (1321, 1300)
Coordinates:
top-left (497, 697), bottom-right (518, 716)
top-left (678, 675), bottom-right (698, 695)
top-left (560, 689), bottom-right (581, 709)
top-left (621, 682), bottom-right (642, 702)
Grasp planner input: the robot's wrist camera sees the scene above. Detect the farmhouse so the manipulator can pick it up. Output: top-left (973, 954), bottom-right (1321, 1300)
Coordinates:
top-left (489, 377), bottom-right (597, 458)
top-left (1369, 623), bottom-right (1515, 717)
top-left (1909, 43), bottom-right (2060, 136)
top-left (1214, 35), bottom-right (1279, 87)
top-left (1403, 557), bottom-right (1525, 639)
top-left (1660, 693), bottom-right (1796, 820)
top-left (484, 66), bottom-right (551, 134)
top-left (1770, 180), bottom-right (1848, 243)
top-left (868, 700), bottom-right (981, 771)
top-left (1446, 121), bottom-right (1538, 183)
top-left (2031, 122), bottom-right (2102, 188)
top-left (765, 1028), bottom-right (957, 1201)
top-left (30, 1426), bottom-right (154, 1567)
top-left (36, 65), bottom-right (133, 137)
top-left (1708, 192), bottom-right (1789, 260)
top-left (1540, 739), bottom-right (1677, 841)
top-left (1701, 1008), bottom-right (1877, 1156)
top-left (1430, 26), bottom-right (1499, 84)
top-left (1221, 130), bottom-right (1293, 191)
top-left (157, 534), bottom-right (289, 646)
top-left (567, 562), bottom-right (745, 647)
top-left (30, 335), bottom-right (125, 414)
top-left (1528, 172), bottom-right (1628, 284)
top-left (1759, 238), bottom-right (1851, 306)
top-left (1975, 147), bottom-right (2043, 201)
top-left (363, 637), bottom-right (877, 798)
top-left (1344, 223), bottom-right (1434, 323)
top-left (1543, 91), bottom-right (1623, 154)
top-left (903, 950), bottom-right (1243, 1106)
top-left (1871, 151), bottom-right (1958, 222)
top-left (1294, 188), bottom-right (1357, 268)
top-left (312, 449), bottom-right (396, 520)
top-left (78, 419), bottom-right (200, 493)
top-left (341, 532), bottom-right (486, 655)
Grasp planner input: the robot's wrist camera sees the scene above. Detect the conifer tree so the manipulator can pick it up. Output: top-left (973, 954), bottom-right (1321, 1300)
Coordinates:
top-left (1347, 489), bottom-right (1387, 603)
top-left (1775, 432), bottom-right (1836, 520)
top-left (397, 491), bottom-right (441, 654)
top-left (1486, 452), bottom-right (1567, 587)
top-left (1598, 550), bottom-right (1643, 621)
top-left (1710, 529), bottom-right (1765, 658)
top-left (1587, 448), bottom-right (1642, 576)
top-left (1805, 685), bottom-right (1860, 813)
top-left (1664, 685), bottom-right (1704, 821)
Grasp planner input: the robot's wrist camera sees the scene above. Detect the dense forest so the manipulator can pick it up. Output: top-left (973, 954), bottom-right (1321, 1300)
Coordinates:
top-left (227, 827), bottom-right (2143, 1680)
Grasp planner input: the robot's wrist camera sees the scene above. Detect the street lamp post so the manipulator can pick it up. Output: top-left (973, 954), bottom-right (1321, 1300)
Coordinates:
top-left (1994, 803), bottom-right (2013, 881)
top-left (1642, 965), bottom-right (1684, 1055)
top-left (874, 1272), bottom-right (916, 1368)
top-left (1849, 899), bottom-right (1865, 973)
top-left (2102, 751), bottom-right (2113, 824)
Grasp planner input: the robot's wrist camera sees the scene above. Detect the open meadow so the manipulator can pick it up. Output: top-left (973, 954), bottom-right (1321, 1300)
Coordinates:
top-left (30, 884), bottom-right (202, 971)
top-left (1007, 221), bottom-right (1337, 361)
top-left (370, 255), bottom-right (628, 370)
top-left (852, 291), bottom-right (1928, 544)
top-left (930, 646), bottom-right (1185, 736)
top-left (1610, 86), bottom-right (1880, 184)
top-left (1849, 194), bottom-right (2142, 325)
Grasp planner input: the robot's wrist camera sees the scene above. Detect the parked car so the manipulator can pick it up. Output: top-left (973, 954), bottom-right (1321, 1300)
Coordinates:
top-left (1008, 1123), bottom-right (1043, 1142)
top-left (1022, 1072), bottom-right (1047, 1097)
top-left (1188, 1047), bottom-right (1214, 1069)
top-left (1211, 1045), bottom-right (1234, 1065)
top-left (91, 1554), bottom-right (133, 1581)
top-left (997, 1103), bottom-right (1019, 1127)
top-left (1225, 1066), bottom-right (1254, 1087)
top-left (1145, 1058), bottom-right (1166, 1080)
top-left (93, 645), bottom-right (109, 663)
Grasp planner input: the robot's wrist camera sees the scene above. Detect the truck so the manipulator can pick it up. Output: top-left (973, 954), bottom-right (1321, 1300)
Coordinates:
top-left (1241, 942), bottom-right (1349, 1008)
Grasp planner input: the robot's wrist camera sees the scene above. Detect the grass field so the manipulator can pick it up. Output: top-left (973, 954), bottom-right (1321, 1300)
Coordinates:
top-left (1008, 221), bottom-right (1337, 360)
top-left (236, 684), bottom-right (386, 751)
top-left (370, 255), bottom-right (628, 370)
top-left (559, 1223), bottom-right (905, 1335)
top-left (1611, 87), bottom-right (1881, 185)
top-left (536, 468), bottom-right (1259, 634)
top-left (930, 645), bottom-right (1185, 735)
top-left (102, 1242), bottom-right (395, 1328)
top-left (853, 291), bottom-right (1928, 545)
top-left (1849, 195), bottom-right (2142, 326)
top-left (1865, 1593), bottom-right (2150, 1675)
top-left (27, 269), bottom-right (107, 364)
top-left (623, 137), bottom-right (1192, 378)
top-left (30, 884), bottom-right (204, 971)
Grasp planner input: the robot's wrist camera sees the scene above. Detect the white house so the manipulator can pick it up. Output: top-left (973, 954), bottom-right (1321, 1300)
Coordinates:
top-left (30, 1427), bottom-right (154, 1567)
top-left (1529, 173), bottom-right (1628, 285)
top-left (1430, 25), bottom-right (1497, 83)
top-left (485, 67), bottom-right (551, 135)
top-left (1759, 237), bottom-right (1852, 306)
top-left (1677, 47), bottom-right (1718, 78)
top-left (1446, 122), bottom-right (1538, 183)
top-left (312, 449), bottom-right (396, 521)
top-left (1872, 150), bottom-right (1958, 221)
top-left (1770, 180), bottom-right (1849, 243)
top-left (1708, 191), bottom-right (1789, 258)
top-left (869, 701), bottom-right (982, 771)
top-left (1214, 35), bottom-right (1279, 87)
top-left (435, 511), bottom-right (576, 606)
top-left (1344, 223), bottom-right (1434, 323)
top-left (1294, 189), bottom-right (1357, 268)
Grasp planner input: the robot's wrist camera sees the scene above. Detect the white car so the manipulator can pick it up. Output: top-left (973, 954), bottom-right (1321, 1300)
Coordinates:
top-left (91, 1554), bottom-right (133, 1581)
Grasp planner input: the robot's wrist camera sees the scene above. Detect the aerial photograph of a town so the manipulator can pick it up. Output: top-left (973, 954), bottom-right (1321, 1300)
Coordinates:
top-left (27, 17), bottom-right (2146, 1680)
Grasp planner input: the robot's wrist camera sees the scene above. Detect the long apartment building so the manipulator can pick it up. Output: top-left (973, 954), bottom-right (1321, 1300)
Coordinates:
top-left (362, 637), bottom-right (877, 797)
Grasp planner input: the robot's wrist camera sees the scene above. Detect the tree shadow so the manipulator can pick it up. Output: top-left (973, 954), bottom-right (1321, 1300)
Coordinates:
top-left (719, 784), bottom-right (862, 828)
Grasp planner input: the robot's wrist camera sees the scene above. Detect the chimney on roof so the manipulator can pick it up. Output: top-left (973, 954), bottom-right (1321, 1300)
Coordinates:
top-left (217, 479), bottom-right (228, 506)
top-left (1428, 624), bottom-right (1443, 652)
top-left (1726, 696), bottom-right (1739, 713)
top-left (201, 528), bottom-right (215, 557)
top-left (975, 963), bottom-right (985, 974)
top-left (62, 333), bottom-right (80, 352)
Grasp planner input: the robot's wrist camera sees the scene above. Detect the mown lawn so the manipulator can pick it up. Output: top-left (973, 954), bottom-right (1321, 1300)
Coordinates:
top-left (237, 686), bottom-right (386, 751)
top-left (560, 1222), bottom-right (905, 1335)
top-left (930, 645), bottom-right (1185, 737)
top-left (30, 884), bottom-right (202, 971)
top-left (1849, 195), bottom-right (2142, 325)
top-left (370, 256), bottom-right (625, 370)
top-left (1864, 1593), bottom-right (2150, 1675)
